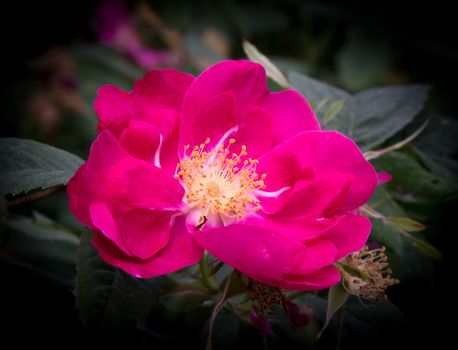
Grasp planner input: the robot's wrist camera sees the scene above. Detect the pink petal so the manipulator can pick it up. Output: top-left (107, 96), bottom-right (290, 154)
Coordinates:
top-left (105, 157), bottom-right (184, 210)
top-left (92, 215), bottom-right (204, 278)
top-left (67, 164), bottom-right (92, 226)
top-left (67, 131), bottom-right (129, 226)
top-left (322, 214), bottom-right (371, 260)
top-left (86, 130), bottom-right (130, 176)
top-left (283, 237), bottom-right (338, 276)
top-left (119, 119), bottom-right (160, 162)
top-left (89, 201), bottom-right (131, 256)
top-left (132, 108), bottom-right (181, 173)
top-left (259, 89), bottom-right (320, 146)
top-left (276, 266), bottom-right (341, 290)
top-left (132, 69), bottom-right (194, 123)
top-left (142, 108), bottom-right (179, 138)
top-left (258, 131), bottom-right (377, 213)
top-left (194, 223), bottom-right (338, 290)
top-left (118, 209), bottom-right (176, 259)
top-left (243, 213), bottom-right (345, 243)
top-left (90, 202), bottom-right (175, 260)
top-left (182, 60), bottom-right (268, 120)
top-left (95, 85), bottom-right (135, 137)
top-left (233, 106), bottom-right (273, 158)
top-left (192, 224), bottom-right (290, 280)
top-left (179, 91), bottom-right (237, 154)
top-left (260, 170), bottom-right (354, 216)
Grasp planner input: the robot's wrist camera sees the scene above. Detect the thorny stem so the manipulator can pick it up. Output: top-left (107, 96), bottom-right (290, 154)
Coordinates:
top-left (206, 271), bottom-right (234, 350)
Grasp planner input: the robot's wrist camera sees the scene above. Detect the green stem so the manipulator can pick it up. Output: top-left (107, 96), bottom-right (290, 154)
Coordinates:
top-left (200, 254), bottom-right (218, 293)
top-left (206, 272), bottom-right (234, 350)
top-left (208, 260), bottom-right (224, 277)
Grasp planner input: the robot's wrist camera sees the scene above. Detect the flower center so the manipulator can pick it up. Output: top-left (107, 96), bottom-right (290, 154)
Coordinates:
top-left (175, 138), bottom-right (266, 224)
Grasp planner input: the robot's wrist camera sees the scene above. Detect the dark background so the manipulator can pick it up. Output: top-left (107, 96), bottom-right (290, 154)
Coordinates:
top-left (1, 1), bottom-right (456, 348)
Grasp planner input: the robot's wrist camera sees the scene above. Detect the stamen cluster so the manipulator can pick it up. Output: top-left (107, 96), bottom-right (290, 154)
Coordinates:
top-left (340, 246), bottom-right (399, 302)
top-left (176, 138), bottom-right (266, 220)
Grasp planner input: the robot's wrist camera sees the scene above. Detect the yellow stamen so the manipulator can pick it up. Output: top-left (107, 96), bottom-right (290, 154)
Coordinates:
top-left (175, 138), bottom-right (266, 222)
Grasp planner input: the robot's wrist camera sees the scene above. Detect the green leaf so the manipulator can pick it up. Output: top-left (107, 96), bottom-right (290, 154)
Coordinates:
top-left (289, 71), bottom-right (350, 124)
top-left (401, 232), bottom-right (443, 259)
top-left (4, 211), bottom-right (79, 245)
top-left (367, 187), bottom-right (405, 255)
top-left (315, 97), bottom-right (330, 112)
top-left (243, 40), bottom-right (290, 88)
top-left (289, 71), bottom-right (429, 150)
top-left (367, 184), bottom-right (442, 259)
top-left (304, 295), bottom-right (411, 347)
top-left (371, 151), bottom-right (450, 211)
top-left (317, 282), bottom-right (348, 338)
top-left (76, 231), bottom-right (166, 332)
top-left (159, 287), bottom-right (209, 313)
top-left (386, 217), bottom-right (425, 232)
top-left (322, 99), bottom-right (344, 125)
top-left (353, 86), bottom-right (429, 150)
top-left (0, 138), bottom-right (83, 197)
top-left (364, 120), bottom-right (429, 161)
top-left (413, 115), bottom-right (458, 183)
top-left (340, 297), bottom-right (411, 345)
top-left (1, 213), bottom-right (77, 285)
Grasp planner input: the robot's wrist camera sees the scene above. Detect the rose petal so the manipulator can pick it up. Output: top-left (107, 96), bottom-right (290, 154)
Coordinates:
top-left (276, 266), bottom-right (341, 290)
top-left (92, 215), bottom-right (204, 278)
top-left (105, 157), bottom-right (184, 210)
top-left (258, 131), bottom-right (377, 213)
top-left (119, 207), bottom-right (176, 259)
top-left (233, 106), bottom-right (273, 158)
top-left (90, 202), bottom-right (178, 261)
top-left (259, 89), bottom-right (320, 146)
top-left (182, 60), bottom-right (268, 119)
top-left (89, 201), bottom-right (131, 257)
top-left (322, 214), bottom-right (371, 260)
top-left (179, 91), bottom-right (237, 153)
top-left (95, 85), bottom-right (135, 137)
top-left (260, 170), bottom-right (354, 216)
top-left (193, 224), bottom-right (289, 279)
top-left (90, 202), bottom-right (176, 259)
top-left (119, 119), bottom-right (160, 162)
top-left (67, 164), bottom-right (92, 226)
top-left (132, 68), bottom-right (194, 119)
top-left (67, 131), bottom-right (129, 226)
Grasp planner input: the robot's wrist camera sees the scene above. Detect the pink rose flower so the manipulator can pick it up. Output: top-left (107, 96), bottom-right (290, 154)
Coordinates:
top-left (68, 60), bottom-right (377, 289)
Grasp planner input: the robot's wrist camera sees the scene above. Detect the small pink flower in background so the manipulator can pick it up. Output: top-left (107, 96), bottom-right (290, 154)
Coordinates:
top-left (97, 0), bottom-right (169, 69)
top-left (377, 171), bottom-right (393, 186)
top-left (68, 60), bottom-right (377, 289)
